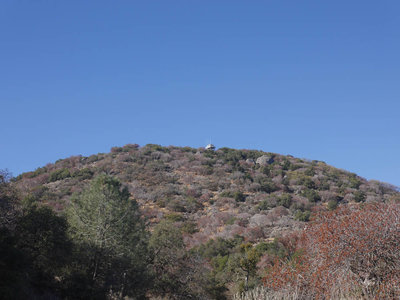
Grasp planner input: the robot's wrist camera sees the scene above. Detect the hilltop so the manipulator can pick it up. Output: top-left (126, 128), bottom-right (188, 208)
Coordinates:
top-left (15, 143), bottom-right (399, 246)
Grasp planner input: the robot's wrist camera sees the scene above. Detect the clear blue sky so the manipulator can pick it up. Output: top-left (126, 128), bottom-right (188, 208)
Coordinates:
top-left (1, 1), bottom-right (399, 186)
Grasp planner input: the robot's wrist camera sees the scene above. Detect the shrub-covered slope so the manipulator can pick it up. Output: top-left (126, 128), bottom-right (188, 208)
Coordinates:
top-left (14, 144), bottom-right (399, 247)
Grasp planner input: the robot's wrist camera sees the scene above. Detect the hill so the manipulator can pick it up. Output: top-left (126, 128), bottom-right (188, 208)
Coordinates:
top-left (3, 144), bottom-right (400, 298)
top-left (15, 143), bottom-right (399, 247)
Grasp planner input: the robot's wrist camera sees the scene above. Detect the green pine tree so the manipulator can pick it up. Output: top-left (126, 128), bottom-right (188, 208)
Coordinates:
top-left (67, 174), bottom-right (149, 299)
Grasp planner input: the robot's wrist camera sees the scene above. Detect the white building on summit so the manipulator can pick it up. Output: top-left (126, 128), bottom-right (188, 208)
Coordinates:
top-left (205, 144), bottom-right (216, 150)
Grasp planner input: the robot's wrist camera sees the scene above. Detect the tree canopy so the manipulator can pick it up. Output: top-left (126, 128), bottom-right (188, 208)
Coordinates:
top-left (68, 174), bottom-right (149, 298)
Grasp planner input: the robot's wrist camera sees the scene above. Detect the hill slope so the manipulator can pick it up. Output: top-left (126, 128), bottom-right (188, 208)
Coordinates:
top-left (15, 144), bottom-right (399, 247)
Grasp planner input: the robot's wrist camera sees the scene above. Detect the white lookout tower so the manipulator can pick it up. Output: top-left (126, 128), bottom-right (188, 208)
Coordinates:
top-left (205, 143), bottom-right (216, 150)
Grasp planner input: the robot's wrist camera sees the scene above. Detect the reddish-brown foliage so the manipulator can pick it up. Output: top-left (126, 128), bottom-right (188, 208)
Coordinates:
top-left (264, 202), bottom-right (400, 299)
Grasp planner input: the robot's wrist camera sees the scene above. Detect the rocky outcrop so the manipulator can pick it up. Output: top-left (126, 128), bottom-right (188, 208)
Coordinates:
top-left (256, 155), bottom-right (274, 166)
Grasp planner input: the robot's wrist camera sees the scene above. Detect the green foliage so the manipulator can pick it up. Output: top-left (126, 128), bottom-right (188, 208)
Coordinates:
top-left (348, 175), bottom-right (362, 189)
top-left (202, 158), bottom-right (216, 167)
top-left (259, 165), bottom-right (272, 176)
top-left (218, 148), bottom-right (245, 165)
top-left (147, 160), bottom-right (170, 172)
top-left (122, 144), bottom-right (139, 152)
top-left (225, 216), bottom-right (236, 225)
top-left (167, 197), bottom-right (202, 213)
top-left (220, 190), bottom-right (234, 198)
top-left (17, 205), bottom-right (72, 291)
top-left (0, 227), bottom-right (26, 298)
top-left (295, 210), bottom-right (311, 222)
top-left (282, 159), bottom-right (291, 171)
top-left (143, 143), bottom-right (170, 153)
top-left (220, 190), bottom-right (246, 202)
top-left (0, 175), bottom-right (73, 299)
top-left (302, 189), bottom-right (321, 203)
top-left (48, 168), bottom-right (71, 182)
top-left (72, 168), bottom-right (94, 180)
top-left (196, 236), bottom-right (243, 259)
top-left (354, 190), bottom-right (366, 202)
top-left (186, 196), bottom-right (203, 212)
top-left (318, 178), bottom-right (331, 190)
top-left (182, 146), bottom-right (196, 153)
top-left (14, 167), bottom-right (48, 180)
top-left (27, 167), bottom-right (48, 178)
top-left (165, 212), bottom-right (185, 222)
top-left (67, 174), bottom-right (149, 298)
top-left (194, 236), bottom-right (263, 296)
top-left (289, 163), bottom-right (302, 171)
top-left (149, 220), bottom-right (185, 294)
top-left (258, 199), bottom-right (270, 211)
top-left (257, 178), bottom-right (278, 193)
top-left (255, 239), bottom-right (286, 258)
top-left (204, 150), bottom-right (217, 159)
top-left (149, 220), bottom-right (208, 298)
top-left (22, 185), bottom-right (50, 205)
top-left (304, 167), bottom-right (315, 176)
top-left (167, 198), bottom-right (185, 212)
top-left (234, 243), bottom-right (262, 292)
top-left (277, 193), bottom-right (292, 208)
top-left (299, 176), bottom-right (316, 189)
top-left (327, 200), bottom-right (338, 210)
top-left (181, 221), bottom-right (199, 234)
top-left (234, 191), bottom-right (246, 202)
top-left (86, 154), bottom-right (100, 163)
top-left (0, 176), bottom-right (24, 297)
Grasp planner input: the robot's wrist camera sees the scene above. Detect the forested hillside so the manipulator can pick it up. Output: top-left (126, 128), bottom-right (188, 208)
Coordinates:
top-left (1, 144), bottom-right (399, 299)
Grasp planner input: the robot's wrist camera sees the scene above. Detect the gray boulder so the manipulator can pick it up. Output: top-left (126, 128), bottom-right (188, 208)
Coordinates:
top-left (245, 158), bottom-right (255, 165)
top-left (249, 214), bottom-right (272, 227)
top-left (256, 155), bottom-right (274, 166)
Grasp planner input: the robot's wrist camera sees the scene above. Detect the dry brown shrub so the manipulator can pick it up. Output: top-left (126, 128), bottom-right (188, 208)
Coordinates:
top-left (264, 202), bottom-right (400, 299)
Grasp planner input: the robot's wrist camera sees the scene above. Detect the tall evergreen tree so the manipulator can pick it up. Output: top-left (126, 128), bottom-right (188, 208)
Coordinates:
top-left (67, 174), bottom-right (149, 299)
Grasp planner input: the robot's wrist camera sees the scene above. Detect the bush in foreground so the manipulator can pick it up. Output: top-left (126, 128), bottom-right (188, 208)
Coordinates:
top-left (264, 202), bottom-right (400, 299)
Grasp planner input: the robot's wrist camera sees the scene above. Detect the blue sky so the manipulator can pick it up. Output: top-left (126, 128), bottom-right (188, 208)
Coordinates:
top-left (1, 1), bottom-right (399, 186)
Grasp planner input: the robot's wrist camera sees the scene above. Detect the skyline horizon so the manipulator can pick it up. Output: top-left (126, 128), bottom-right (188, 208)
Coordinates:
top-left (1, 1), bottom-right (399, 186)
